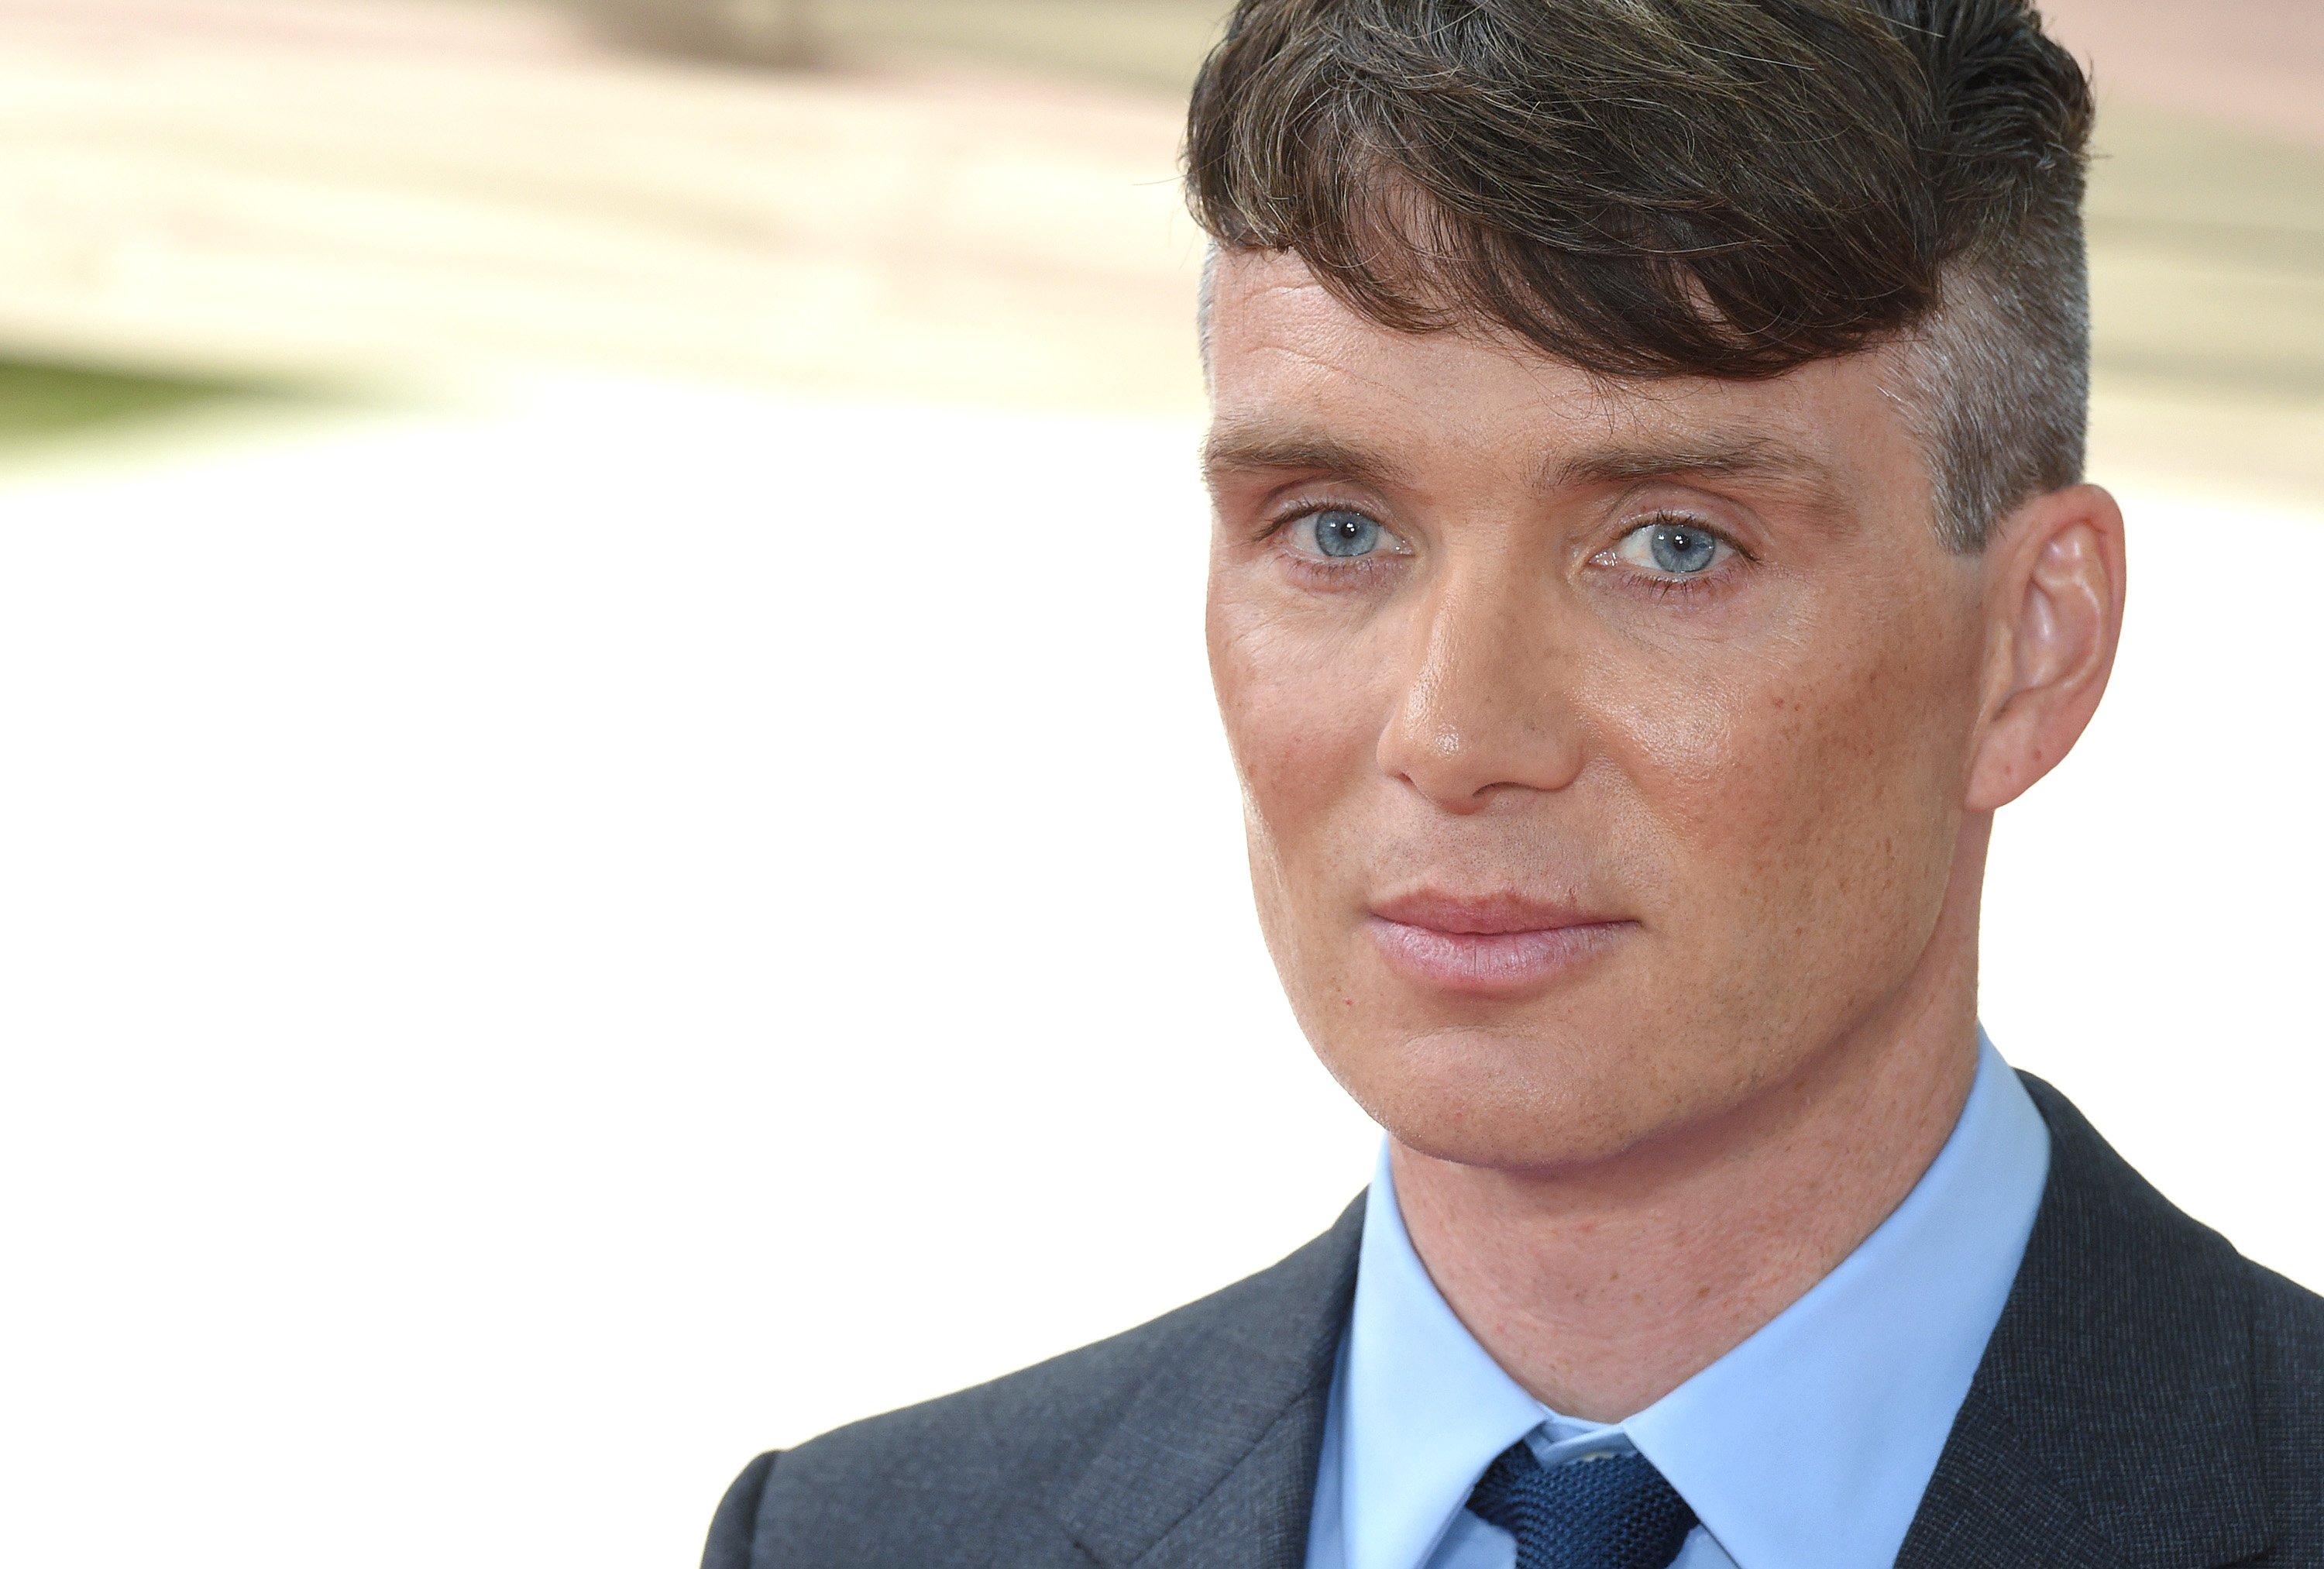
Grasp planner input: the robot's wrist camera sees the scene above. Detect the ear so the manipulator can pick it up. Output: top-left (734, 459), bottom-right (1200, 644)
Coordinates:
top-left (1964, 483), bottom-right (2126, 811)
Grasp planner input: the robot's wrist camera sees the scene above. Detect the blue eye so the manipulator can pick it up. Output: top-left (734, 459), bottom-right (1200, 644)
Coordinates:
top-left (1308, 509), bottom-right (1384, 558)
top-left (1614, 520), bottom-right (1726, 576)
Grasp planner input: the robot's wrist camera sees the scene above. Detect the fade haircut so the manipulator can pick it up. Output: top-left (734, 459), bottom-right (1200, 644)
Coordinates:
top-left (1184, 0), bottom-right (2095, 549)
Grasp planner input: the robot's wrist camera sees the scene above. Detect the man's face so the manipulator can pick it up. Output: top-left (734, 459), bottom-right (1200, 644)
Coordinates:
top-left (1203, 251), bottom-right (1993, 1171)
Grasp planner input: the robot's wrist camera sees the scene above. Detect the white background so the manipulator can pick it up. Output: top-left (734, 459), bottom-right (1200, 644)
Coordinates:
top-left (2, 380), bottom-right (2315, 1567)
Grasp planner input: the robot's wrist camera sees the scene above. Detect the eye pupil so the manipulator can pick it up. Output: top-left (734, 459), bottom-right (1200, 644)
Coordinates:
top-left (1313, 511), bottom-right (1380, 558)
top-left (1648, 524), bottom-right (1717, 574)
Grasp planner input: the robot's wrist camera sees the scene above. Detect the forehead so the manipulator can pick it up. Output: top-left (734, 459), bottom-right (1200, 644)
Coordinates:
top-left (1204, 250), bottom-right (1925, 509)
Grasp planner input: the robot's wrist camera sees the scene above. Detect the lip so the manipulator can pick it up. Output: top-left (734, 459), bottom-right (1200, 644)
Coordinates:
top-left (1367, 891), bottom-right (1633, 995)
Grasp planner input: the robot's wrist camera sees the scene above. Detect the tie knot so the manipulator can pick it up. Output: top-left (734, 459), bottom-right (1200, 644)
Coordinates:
top-left (1465, 1441), bottom-right (1698, 1569)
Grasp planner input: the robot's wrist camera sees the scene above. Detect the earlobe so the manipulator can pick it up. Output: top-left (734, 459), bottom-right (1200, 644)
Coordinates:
top-left (1964, 483), bottom-right (2126, 812)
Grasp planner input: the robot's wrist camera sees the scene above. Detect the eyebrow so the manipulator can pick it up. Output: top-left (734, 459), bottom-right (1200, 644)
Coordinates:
top-left (1198, 424), bottom-right (1407, 492)
top-left (1546, 434), bottom-right (1838, 494)
top-left (1200, 420), bottom-right (1847, 511)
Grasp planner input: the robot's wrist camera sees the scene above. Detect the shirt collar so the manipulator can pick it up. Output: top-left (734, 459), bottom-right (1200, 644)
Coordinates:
top-left (1331, 1031), bottom-right (2051, 1569)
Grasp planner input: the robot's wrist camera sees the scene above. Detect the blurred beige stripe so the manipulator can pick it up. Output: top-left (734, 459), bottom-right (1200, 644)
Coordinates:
top-left (0, 0), bottom-right (2315, 504)
top-left (0, 0), bottom-right (1208, 415)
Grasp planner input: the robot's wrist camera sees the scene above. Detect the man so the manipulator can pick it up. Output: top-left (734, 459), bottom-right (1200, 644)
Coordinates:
top-left (705, 2), bottom-right (2323, 1564)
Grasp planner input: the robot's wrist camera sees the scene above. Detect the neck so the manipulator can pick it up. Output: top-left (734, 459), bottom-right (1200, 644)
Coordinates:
top-left (1388, 820), bottom-right (1991, 1422)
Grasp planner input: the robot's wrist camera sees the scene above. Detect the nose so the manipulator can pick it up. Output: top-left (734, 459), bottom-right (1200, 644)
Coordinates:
top-left (1376, 566), bottom-right (1587, 811)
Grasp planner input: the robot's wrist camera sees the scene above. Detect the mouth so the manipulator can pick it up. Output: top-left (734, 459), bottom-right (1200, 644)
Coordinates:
top-left (1366, 891), bottom-right (1635, 995)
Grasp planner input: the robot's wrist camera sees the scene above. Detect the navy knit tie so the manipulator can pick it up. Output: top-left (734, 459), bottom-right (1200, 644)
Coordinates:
top-left (1464, 1442), bottom-right (1698, 1569)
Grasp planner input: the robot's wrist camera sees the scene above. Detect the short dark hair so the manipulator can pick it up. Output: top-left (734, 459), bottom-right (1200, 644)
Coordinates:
top-left (1184, 0), bottom-right (2095, 548)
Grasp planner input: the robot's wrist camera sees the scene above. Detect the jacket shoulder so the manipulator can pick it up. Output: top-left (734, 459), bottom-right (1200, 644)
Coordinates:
top-left (2248, 1259), bottom-right (2324, 1560)
top-left (703, 1199), bottom-right (1364, 1569)
top-left (2015, 1073), bottom-right (2324, 1557)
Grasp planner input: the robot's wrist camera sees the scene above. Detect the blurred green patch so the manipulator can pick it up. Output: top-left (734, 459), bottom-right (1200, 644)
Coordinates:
top-left (0, 356), bottom-right (270, 449)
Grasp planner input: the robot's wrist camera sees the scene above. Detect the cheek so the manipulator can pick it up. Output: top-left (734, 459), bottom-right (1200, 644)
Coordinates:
top-left (1594, 593), bottom-right (1979, 982)
top-left (1206, 568), bottom-right (1405, 1036)
top-left (1205, 576), bottom-right (1387, 860)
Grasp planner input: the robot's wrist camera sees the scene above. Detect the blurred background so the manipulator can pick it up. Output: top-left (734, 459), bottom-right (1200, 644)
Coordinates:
top-left (0, 3), bottom-right (2316, 1566)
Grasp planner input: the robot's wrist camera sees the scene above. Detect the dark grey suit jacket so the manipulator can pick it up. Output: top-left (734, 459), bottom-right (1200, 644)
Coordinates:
top-left (705, 1077), bottom-right (2323, 1567)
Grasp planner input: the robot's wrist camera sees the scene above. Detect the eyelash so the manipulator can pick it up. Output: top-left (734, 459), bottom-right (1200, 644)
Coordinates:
top-left (1260, 501), bottom-right (1366, 542)
top-left (1263, 504), bottom-right (1406, 584)
top-left (1598, 514), bottom-right (1754, 603)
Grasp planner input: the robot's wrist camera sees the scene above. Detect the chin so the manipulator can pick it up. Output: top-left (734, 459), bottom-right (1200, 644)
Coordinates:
top-left (1325, 1017), bottom-right (1689, 1173)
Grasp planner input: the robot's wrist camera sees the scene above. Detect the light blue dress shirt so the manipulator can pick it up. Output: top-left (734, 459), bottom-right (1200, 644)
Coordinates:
top-left (1303, 1031), bottom-right (2051, 1569)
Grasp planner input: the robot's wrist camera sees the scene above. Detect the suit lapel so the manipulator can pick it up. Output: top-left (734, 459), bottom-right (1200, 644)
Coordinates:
top-left (1056, 1198), bottom-right (1363, 1569)
top-left (1047, 1077), bottom-right (2276, 1569)
top-left (1898, 1075), bottom-right (2271, 1568)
